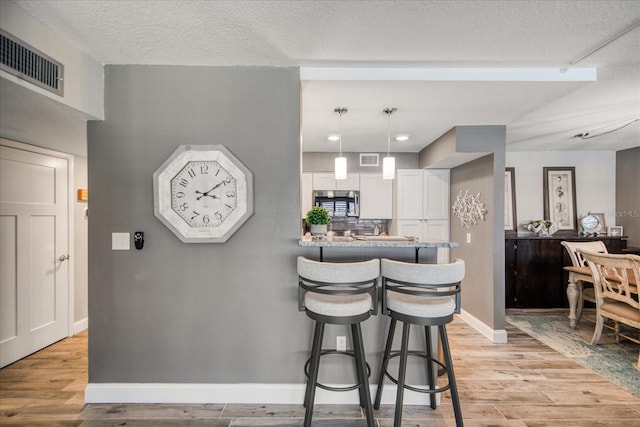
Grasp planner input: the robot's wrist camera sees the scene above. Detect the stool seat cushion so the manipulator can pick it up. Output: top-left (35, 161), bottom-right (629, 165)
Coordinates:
top-left (305, 286), bottom-right (373, 317)
top-left (387, 287), bottom-right (455, 318)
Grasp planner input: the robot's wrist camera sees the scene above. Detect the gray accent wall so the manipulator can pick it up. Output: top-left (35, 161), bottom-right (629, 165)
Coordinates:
top-left (452, 127), bottom-right (506, 331)
top-left (616, 146), bottom-right (640, 248)
top-left (87, 66), bottom-right (311, 383)
top-left (420, 126), bottom-right (506, 332)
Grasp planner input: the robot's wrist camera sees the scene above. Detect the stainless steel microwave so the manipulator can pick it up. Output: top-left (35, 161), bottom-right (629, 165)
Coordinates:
top-left (313, 190), bottom-right (359, 218)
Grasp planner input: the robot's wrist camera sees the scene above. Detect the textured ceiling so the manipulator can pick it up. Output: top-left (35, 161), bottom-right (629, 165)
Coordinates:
top-left (14, 0), bottom-right (640, 152)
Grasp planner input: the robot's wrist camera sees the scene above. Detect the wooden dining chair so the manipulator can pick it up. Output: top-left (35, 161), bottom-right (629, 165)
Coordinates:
top-left (561, 240), bottom-right (608, 326)
top-left (579, 250), bottom-right (640, 370)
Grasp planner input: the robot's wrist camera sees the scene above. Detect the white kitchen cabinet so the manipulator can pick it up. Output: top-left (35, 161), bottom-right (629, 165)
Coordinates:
top-left (312, 172), bottom-right (359, 190)
top-left (395, 219), bottom-right (449, 242)
top-left (394, 169), bottom-right (423, 219)
top-left (395, 219), bottom-right (450, 263)
top-left (359, 173), bottom-right (392, 219)
top-left (423, 169), bottom-right (450, 219)
top-left (426, 219), bottom-right (451, 264)
top-left (396, 169), bottom-right (449, 220)
top-left (301, 172), bottom-right (313, 219)
top-left (393, 169), bottom-right (451, 263)
top-left (395, 219), bottom-right (422, 239)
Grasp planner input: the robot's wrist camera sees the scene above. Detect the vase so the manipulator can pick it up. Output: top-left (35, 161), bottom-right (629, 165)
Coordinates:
top-left (309, 224), bottom-right (328, 237)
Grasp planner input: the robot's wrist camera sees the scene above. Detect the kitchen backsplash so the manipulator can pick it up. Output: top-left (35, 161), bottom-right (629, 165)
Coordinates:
top-left (302, 218), bottom-right (389, 236)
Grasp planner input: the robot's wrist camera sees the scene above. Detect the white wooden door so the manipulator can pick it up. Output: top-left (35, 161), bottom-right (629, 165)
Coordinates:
top-left (0, 144), bottom-right (69, 367)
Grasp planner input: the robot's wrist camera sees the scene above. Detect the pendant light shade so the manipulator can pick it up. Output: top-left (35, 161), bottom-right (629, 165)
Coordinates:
top-left (383, 107), bottom-right (397, 180)
top-left (334, 107), bottom-right (348, 180)
top-left (335, 156), bottom-right (347, 180)
top-left (383, 155), bottom-right (395, 180)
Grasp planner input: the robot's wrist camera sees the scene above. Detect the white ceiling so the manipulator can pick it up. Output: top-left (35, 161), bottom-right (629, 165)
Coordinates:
top-left (14, 0), bottom-right (640, 153)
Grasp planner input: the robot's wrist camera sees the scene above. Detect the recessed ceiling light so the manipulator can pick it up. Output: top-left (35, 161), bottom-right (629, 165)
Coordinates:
top-left (394, 134), bottom-right (410, 142)
top-left (327, 134), bottom-right (340, 141)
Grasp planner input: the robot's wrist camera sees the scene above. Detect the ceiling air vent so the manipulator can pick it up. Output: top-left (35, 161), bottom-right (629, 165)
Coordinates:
top-left (360, 153), bottom-right (379, 167)
top-left (0, 29), bottom-right (64, 96)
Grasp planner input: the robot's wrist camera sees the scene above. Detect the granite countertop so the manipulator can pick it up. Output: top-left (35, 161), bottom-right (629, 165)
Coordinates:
top-left (298, 236), bottom-right (459, 248)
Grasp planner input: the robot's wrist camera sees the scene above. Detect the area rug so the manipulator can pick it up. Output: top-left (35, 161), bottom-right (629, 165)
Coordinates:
top-left (506, 312), bottom-right (639, 396)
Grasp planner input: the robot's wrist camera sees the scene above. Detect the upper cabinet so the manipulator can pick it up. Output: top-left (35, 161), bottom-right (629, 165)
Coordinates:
top-left (359, 173), bottom-right (392, 219)
top-left (395, 169), bottom-right (450, 220)
top-left (423, 169), bottom-right (450, 219)
top-left (395, 169), bottom-right (423, 219)
top-left (393, 169), bottom-right (450, 262)
top-left (312, 172), bottom-right (360, 190)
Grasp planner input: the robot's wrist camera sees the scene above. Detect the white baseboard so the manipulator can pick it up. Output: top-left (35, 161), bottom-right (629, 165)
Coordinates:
top-left (459, 310), bottom-right (508, 343)
top-left (85, 383), bottom-right (440, 406)
top-left (72, 317), bottom-right (88, 335)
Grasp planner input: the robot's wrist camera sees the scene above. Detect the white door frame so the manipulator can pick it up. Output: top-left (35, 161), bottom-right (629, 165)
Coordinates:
top-left (0, 138), bottom-right (75, 339)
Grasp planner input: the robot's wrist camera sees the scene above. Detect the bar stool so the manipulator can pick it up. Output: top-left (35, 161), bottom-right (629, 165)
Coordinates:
top-left (374, 258), bottom-right (465, 427)
top-left (297, 256), bottom-right (379, 427)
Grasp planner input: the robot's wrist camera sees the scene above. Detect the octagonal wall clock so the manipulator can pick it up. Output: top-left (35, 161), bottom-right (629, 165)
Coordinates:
top-left (153, 145), bottom-right (254, 243)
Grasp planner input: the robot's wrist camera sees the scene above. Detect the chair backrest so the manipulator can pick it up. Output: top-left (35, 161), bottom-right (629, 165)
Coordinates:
top-left (579, 250), bottom-right (640, 310)
top-left (381, 258), bottom-right (465, 285)
top-left (380, 258), bottom-right (465, 313)
top-left (561, 240), bottom-right (608, 267)
top-left (297, 257), bottom-right (380, 313)
top-left (297, 257), bottom-right (380, 283)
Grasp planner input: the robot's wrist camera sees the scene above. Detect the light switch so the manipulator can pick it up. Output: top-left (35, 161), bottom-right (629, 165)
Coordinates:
top-left (112, 232), bottom-right (130, 250)
top-left (466, 233), bottom-right (471, 244)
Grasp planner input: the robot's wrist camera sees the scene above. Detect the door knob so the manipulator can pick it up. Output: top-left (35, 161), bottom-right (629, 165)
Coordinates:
top-left (58, 254), bottom-right (70, 262)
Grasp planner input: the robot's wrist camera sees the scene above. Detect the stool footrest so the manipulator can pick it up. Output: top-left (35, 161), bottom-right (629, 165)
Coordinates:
top-left (383, 350), bottom-right (452, 395)
top-left (304, 349), bottom-right (372, 392)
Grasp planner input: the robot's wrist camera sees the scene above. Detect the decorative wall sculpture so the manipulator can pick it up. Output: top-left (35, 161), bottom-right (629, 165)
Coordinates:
top-left (452, 190), bottom-right (487, 229)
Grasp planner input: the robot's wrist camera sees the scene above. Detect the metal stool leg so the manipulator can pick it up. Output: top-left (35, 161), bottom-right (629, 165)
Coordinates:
top-left (351, 324), bottom-right (366, 409)
top-left (304, 321), bottom-right (325, 427)
top-left (424, 326), bottom-right (437, 409)
top-left (394, 321), bottom-right (410, 427)
top-left (353, 323), bottom-right (375, 427)
top-left (440, 324), bottom-right (463, 427)
top-left (374, 318), bottom-right (396, 409)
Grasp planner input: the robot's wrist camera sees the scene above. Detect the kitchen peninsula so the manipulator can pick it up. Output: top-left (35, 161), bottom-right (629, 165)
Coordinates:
top-left (299, 236), bottom-right (458, 262)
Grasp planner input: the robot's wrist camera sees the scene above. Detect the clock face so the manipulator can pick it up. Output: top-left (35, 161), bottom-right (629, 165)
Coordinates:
top-left (171, 161), bottom-right (237, 227)
top-left (153, 145), bottom-right (254, 243)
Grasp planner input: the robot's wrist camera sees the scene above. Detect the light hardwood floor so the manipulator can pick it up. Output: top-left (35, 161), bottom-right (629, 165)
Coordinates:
top-left (1, 317), bottom-right (639, 426)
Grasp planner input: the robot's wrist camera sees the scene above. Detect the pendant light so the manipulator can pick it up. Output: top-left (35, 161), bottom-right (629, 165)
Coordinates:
top-left (383, 107), bottom-right (397, 180)
top-left (334, 107), bottom-right (348, 180)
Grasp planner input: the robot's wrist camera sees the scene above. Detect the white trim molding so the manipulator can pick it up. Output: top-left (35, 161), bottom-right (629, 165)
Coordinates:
top-left (72, 318), bottom-right (88, 335)
top-left (85, 383), bottom-right (439, 405)
top-left (459, 310), bottom-right (508, 344)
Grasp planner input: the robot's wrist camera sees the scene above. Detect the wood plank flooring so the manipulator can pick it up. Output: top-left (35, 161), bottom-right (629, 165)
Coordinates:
top-left (1, 316), bottom-right (639, 426)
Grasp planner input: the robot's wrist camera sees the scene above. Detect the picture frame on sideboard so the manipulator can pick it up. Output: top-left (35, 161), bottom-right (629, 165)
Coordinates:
top-left (608, 225), bottom-right (623, 237)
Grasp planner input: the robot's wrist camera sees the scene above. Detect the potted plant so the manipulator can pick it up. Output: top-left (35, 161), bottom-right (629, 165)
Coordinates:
top-left (306, 206), bottom-right (331, 237)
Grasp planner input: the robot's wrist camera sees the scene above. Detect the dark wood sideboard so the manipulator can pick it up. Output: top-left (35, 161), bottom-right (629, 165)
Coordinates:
top-left (505, 235), bottom-right (627, 308)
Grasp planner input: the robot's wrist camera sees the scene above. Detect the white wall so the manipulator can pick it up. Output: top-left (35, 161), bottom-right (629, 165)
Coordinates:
top-left (73, 156), bottom-right (88, 331)
top-left (0, 1), bottom-right (104, 120)
top-left (506, 151), bottom-right (617, 230)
